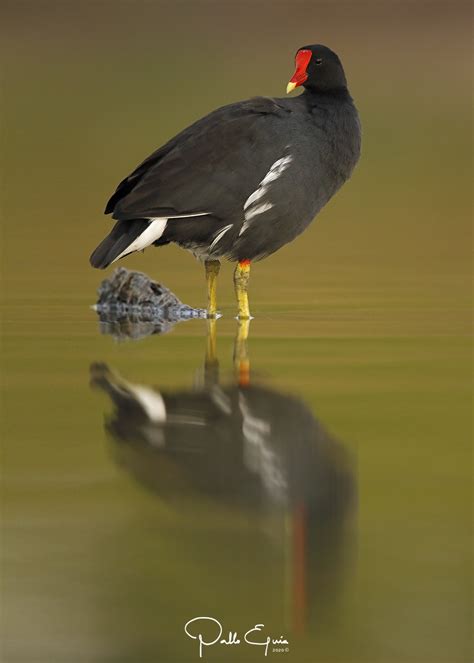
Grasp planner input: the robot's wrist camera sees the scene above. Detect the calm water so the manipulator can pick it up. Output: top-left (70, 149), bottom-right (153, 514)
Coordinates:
top-left (2, 283), bottom-right (471, 662)
top-left (1, 2), bottom-right (472, 661)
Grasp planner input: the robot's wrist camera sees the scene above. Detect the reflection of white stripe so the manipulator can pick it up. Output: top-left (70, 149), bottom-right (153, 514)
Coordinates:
top-left (211, 385), bottom-right (232, 414)
top-left (239, 393), bottom-right (286, 501)
top-left (112, 212), bottom-right (209, 262)
top-left (168, 415), bottom-right (207, 426)
top-left (129, 385), bottom-right (166, 422)
top-left (208, 224), bottom-right (232, 252)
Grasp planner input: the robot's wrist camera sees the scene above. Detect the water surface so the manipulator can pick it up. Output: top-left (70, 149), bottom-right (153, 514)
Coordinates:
top-left (2, 287), bottom-right (471, 662)
top-left (1, 3), bottom-right (472, 661)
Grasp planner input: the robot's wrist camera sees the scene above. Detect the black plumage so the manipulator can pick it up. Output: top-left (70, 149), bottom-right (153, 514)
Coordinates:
top-left (90, 44), bottom-right (361, 316)
top-left (89, 219), bottom-right (149, 270)
top-left (90, 362), bottom-right (355, 516)
top-left (90, 359), bottom-right (356, 628)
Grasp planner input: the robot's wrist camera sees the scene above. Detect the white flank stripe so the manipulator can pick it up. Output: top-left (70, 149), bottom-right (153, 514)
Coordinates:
top-left (239, 153), bottom-right (292, 237)
top-left (157, 212), bottom-right (209, 219)
top-left (244, 202), bottom-right (273, 221)
top-left (261, 155), bottom-right (293, 185)
top-left (243, 186), bottom-right (266, 210)
top-left (208, 224), bottom-right (232, 252)
top-left (243, 155), bottom-right (293, 211)
top-left (238, 222), bottom-right (249, 237)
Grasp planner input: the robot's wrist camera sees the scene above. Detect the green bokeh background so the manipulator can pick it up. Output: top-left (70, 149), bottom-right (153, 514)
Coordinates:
top-left (1, 1), bottom-right (472, 662)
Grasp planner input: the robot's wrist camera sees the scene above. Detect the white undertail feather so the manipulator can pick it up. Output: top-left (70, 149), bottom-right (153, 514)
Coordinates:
top-left (112, 213), bottom-right (209, 263)
top-left (113, 217), bottom-right (168, 262)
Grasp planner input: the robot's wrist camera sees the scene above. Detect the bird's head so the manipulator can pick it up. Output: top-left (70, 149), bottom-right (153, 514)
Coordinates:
top-left (286, 44), bottom-right (347, 94)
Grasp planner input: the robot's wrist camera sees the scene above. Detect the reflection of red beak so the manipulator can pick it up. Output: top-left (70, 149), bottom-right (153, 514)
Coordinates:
top-left (286, 49), bottom-right (312, 94)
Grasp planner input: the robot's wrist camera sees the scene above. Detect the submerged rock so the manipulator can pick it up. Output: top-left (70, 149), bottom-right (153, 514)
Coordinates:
top-left (94, 267), bottom-right (206, 340)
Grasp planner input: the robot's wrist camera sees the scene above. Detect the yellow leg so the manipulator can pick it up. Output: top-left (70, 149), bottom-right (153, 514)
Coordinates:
top-left (234, 260), bottom-right (251, 319)
top-left (204, 317), bottom-right (219, 386)
top-left (205, 317), bottom-right (217, 364)
top-left (205, 259), bottom-right (220, 318)
top-left (234, 318), bottom-right (251, 386)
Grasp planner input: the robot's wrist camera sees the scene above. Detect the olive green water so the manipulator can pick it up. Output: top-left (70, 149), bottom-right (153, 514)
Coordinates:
top-left (1, 3), bottom-right (472, 662)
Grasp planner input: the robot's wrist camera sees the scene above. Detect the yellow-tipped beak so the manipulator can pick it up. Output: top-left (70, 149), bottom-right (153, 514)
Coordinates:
top-left (286, 81), bottom-right (297, 94)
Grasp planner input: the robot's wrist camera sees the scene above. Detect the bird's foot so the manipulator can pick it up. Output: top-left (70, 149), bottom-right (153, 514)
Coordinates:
top-left (235, 314), bottom-right (254, 321)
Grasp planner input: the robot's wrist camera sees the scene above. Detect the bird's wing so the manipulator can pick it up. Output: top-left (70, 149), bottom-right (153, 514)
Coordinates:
top-left (106, 97), bottom-right (292, 221)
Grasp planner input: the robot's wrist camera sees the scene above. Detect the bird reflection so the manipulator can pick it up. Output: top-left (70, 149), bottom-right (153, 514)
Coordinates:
top-left (90, 320), bottom-right (356, 634)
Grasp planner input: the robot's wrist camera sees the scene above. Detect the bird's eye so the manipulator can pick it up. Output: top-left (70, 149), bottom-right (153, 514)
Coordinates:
top-left (315, 58), bottom-right (323, 66)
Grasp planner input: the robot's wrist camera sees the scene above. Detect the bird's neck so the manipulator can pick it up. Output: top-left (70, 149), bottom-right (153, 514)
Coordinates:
top-left (302, 86), bottom-right (352, 107)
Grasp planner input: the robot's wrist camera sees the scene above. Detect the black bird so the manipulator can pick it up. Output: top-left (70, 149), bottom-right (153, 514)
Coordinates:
top-left (90, 44), bottom-right (361, 318)
top-left (89, 327), bottom-right (356, 633)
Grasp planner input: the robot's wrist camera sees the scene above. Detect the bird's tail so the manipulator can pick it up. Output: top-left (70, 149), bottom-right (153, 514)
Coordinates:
top-left (89, 219), bottom-right (153, 269)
